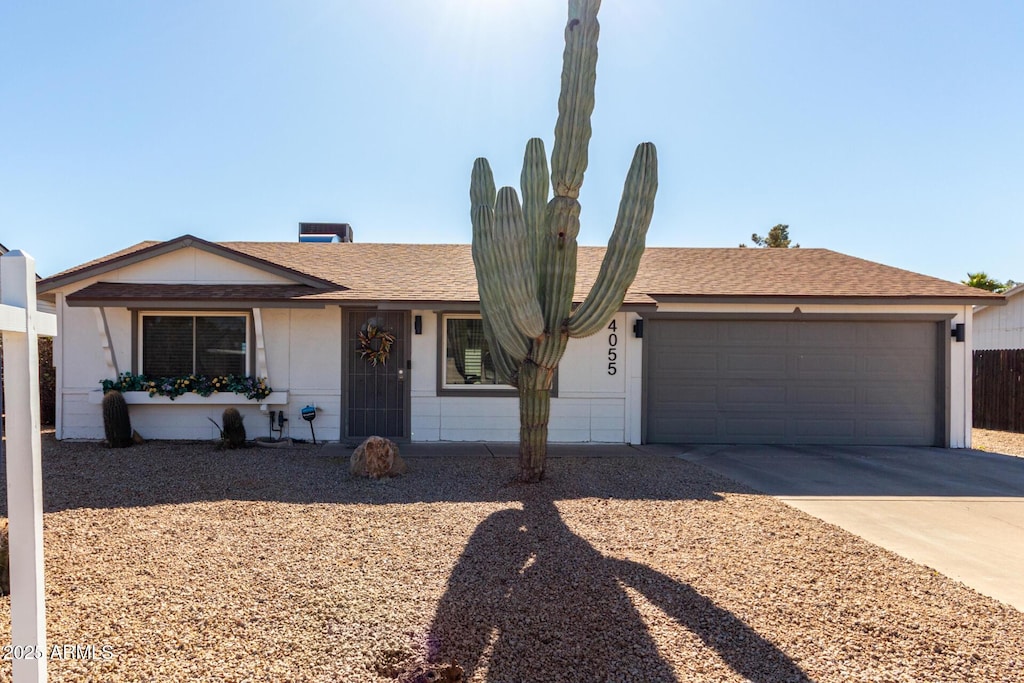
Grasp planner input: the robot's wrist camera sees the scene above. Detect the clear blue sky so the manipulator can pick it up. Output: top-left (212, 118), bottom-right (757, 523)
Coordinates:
top-left (2, 0), bottom-right (1021, 284)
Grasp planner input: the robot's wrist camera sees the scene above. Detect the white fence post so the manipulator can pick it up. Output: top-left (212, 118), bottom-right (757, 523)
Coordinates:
top-left (1, 251), bottom-right (48, 683)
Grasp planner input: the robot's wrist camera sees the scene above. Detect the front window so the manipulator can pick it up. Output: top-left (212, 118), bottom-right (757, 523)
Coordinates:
top-left (141, 313), bottom-right (248, 377)
top-left (444, 315), bottom-right (505, 386)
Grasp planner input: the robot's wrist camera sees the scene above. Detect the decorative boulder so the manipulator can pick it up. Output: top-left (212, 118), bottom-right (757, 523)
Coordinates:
top-left (350, 436), bottom-right (408, 479)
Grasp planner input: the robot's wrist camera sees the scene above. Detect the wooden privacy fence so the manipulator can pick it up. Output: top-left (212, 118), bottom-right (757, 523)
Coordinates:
top-left (973, 349), bottom-right (1024, 433)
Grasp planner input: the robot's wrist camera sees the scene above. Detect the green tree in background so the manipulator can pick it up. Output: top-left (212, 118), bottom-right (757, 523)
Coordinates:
top-left (740, 224), bottom-right (799, 248)
top-left (962, 272), bottom-right (1014, 293)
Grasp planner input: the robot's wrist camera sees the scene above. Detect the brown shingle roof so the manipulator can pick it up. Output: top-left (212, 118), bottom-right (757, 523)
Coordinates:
top-left (40, 239), bottom-right (1003, 305)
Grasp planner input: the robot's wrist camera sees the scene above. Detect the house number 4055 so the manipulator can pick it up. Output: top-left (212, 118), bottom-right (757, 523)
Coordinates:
top-left (607, 319), bottom-right (618, 375)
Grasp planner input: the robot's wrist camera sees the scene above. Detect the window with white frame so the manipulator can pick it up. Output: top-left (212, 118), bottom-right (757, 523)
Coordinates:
top-left (140, 313), bottom-right (249, 377)
top-left (442, 315), bottom-right (507, 387)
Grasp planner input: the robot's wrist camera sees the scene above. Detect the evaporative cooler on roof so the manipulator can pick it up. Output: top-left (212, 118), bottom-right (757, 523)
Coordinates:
top-left (298, 223), bottom-right (353, 243)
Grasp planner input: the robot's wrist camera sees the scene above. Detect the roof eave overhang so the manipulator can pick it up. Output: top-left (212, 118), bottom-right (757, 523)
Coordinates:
top-left (365, 300), bottom-right (659, 312)
top-left (648, 294), bottom-right (1006, 306)
top-left (66, 298), bottom-right (328, 310)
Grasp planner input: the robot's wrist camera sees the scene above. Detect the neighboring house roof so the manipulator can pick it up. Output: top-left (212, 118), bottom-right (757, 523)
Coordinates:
top-left (38, 236), bottom-right (1003, 308)
top-left (974, 282), bottom-right (1024, 314)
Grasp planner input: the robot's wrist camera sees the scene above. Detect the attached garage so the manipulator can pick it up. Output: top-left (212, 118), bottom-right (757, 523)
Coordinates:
top-left (644, 318), bottom-right (946, 446)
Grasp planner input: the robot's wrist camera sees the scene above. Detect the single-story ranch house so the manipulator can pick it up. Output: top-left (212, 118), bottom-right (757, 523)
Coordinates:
top-left (37, 225), bottom-right (1002, 447)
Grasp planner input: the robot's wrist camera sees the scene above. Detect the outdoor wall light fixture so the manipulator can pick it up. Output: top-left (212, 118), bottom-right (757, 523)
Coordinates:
top-left (951, 323), bottom-right (965, 342)
top-left (633, 319), bottom-right (644, 338)
top-left (414, 315), bottom-right (422, 335)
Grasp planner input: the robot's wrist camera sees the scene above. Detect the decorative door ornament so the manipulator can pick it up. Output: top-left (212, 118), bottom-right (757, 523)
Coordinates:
top-left (358, 318), bottom-right (397, 366)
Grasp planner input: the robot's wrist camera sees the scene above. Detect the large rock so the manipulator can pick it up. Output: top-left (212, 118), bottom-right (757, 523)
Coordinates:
top-left (350, 436), bottom-right (408, 479)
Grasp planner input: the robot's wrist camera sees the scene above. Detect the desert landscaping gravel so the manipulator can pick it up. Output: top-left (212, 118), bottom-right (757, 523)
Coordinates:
top-left (0, 434), bottom-right (1022, 682)
top-left (972, 428), bottom-right (1024, 458)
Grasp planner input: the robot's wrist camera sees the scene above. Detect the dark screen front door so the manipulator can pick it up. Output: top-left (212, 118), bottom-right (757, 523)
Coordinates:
top-left (346, 310), bottom-right (408, 440)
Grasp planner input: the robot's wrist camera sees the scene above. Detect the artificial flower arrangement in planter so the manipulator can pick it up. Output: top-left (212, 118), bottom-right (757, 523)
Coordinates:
top-left (101, 372), bottom-right (272, 401)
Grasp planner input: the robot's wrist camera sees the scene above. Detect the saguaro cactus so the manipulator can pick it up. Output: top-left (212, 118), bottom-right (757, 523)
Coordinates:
top-left (471, 0), bottom-right (658, 482)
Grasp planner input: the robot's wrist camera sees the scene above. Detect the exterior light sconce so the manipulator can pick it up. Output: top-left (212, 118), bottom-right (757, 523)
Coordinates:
top-left (633, 319), bottom-right (644, 339)
top-left (951, 323), bottom-right (965, 342)
top-left (414, 315), bottom-right (423, 335)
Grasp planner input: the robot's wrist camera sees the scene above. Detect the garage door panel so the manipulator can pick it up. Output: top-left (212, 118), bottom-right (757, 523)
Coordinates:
top-left (862, 384), bottom-right (931, 406)
top-left (645, 319), bottom-right (942, 445)
top-left (655, 382), bottom-right (718, 407)
top-left (864, 419), bottom-right (932, 439)
top-left (654, 350), bottom-right (717, 373)
top-left (863, 324), bottom-right (931, 346)
top-left (793, 418), bottom-right (857, 438)
top-left (651, 416), bottom-right (718, 440)
top-left (796, 323), bottom-right (861, 346)
top-left (658, 323), bottom-right (717, 343)
top-left (862, 354), bottom-right (933, 377)
top-left (724, 322), bottom-right (788, 344)
top-left (794, 385), bottom-right (858, 406)
top-left (723, 417), bottom-right (787, 439)
top-left (722, 383), bottom-right (787, 405)
top-left (795, 353), bottom-right (858, 376)
top-left (724, 353), bottom-right (787, 375)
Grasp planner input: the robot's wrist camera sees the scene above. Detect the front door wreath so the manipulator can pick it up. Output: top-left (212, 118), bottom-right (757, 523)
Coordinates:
top-left (358, 319), bottom-right (396, 366)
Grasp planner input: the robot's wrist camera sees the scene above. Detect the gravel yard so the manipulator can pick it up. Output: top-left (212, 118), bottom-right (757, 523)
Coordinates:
top-left (972, 428), bottom-right (1024, 458)
top-left (0, 435), bottom-right (1023, 682)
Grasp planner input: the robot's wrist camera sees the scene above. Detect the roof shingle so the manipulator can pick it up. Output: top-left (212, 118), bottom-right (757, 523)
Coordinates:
top-left (41, 239), bottom-right (1002, 305)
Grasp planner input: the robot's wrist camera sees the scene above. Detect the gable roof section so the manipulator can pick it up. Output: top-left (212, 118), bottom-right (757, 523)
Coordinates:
top-left (39, 236), bottom-right (1004, 307)
top-left (38, 234), bottom-right (342, 293)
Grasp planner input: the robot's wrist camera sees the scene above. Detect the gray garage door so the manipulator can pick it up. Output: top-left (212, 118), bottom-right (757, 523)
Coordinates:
top-left (645, 319), bottom-right (943, 445)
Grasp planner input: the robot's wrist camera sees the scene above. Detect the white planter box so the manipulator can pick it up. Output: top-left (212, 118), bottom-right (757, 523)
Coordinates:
top-left (89, 390), bottom-right (288, 405)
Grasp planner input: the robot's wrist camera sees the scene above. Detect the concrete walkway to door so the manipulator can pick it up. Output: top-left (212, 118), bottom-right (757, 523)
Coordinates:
top-left (671, 444), bottom-right (1024, 612)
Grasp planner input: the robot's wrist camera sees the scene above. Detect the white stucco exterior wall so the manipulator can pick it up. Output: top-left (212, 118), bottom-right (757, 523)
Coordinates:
top-left (52, 248), bottom-right (344, 441)
top-left (410, 310), bottom-right (635, 443)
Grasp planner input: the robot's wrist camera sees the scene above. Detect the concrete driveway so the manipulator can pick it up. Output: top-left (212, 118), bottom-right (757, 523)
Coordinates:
top-left (671, 444), bottom-right (1024, 611)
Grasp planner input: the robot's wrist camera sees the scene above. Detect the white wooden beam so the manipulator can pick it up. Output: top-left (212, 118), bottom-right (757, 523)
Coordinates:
top-left (1, 251), bottom-right (49, 683)
top-left (252, 308), bottom-right (269, 380)
top-left (94, 307), bottom-right (118, 376)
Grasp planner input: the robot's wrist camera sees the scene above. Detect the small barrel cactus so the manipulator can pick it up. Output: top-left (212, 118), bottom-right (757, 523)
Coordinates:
top-left (221, 407), bottom-right (246, 449)
top-left (102, 389), bottom-right (133, 448)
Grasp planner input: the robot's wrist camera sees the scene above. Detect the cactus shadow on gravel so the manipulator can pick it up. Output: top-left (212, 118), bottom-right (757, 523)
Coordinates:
top-left (428, 492), bottom-right (813, 682)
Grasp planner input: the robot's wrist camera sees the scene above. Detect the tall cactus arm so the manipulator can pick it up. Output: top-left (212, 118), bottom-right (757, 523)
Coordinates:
top-left (482, 312), bottom-right (520, 387)
top-left (471, 165), bottom-right (531, 361)
top-left (537, 196), bottom-right (581, 335)
top-left (472, 208), bottom-right (530, 361)
top-left (471, 157), bottom-right (497, 208)
top-left (492, 187), bottom-right (545, 340)
top-left (521, 137), bottom-right (550, 286)
top-left (550, 0), bottom-right (600, 199)
top-left (567, 142), bottom-right (658, 338)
